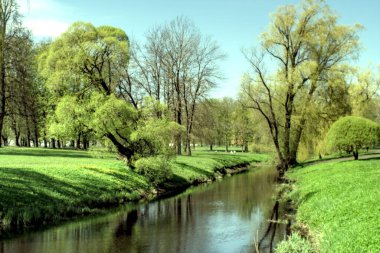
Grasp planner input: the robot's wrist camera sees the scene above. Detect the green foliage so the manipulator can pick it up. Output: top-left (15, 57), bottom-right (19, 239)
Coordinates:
top-left (130, 97), bottom-right (185, 159)
top-left (135, 156), bottom-right (173, 186)
top-left (287, 159), bottom-right (380, 252)
top-left (90, 93), bottom-right (137, 139)
top-left (276, 232), bottom-right (313, 253)
top-left (326, 116), bottom-right (380, 153)
top-left (132, 119), bottom-right (184, 158)
top-left (48, 95), bottom-right (92, 140)
top-left (40, 22), bottom-right (129, 95)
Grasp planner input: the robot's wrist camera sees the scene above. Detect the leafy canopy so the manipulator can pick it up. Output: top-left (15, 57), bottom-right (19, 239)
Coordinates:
top-left (326, 116), bottom-right (380, 152)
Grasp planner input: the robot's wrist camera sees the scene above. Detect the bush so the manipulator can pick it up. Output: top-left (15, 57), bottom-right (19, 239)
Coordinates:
top-left (326, 116), bottom-right (380, 159)
top-left (134, 156), bottom-right (173, 186)
top-left (276, 233), bottom-right (313, 253)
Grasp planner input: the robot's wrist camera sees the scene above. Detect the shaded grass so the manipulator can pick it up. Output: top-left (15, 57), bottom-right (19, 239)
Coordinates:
top-left (0, 147), bottom-right (150, 236)
top-left (284, 159), bottom-right (380, 252)
top-left (0, 147), bottom-right (267, 237)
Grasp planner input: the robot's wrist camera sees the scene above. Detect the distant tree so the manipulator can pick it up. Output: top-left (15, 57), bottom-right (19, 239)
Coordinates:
top-left (350, 68), bottom-right (380, 121)
top-left (133, 17), bottom-right (224, 155)
top-left (6, 27), bottom-right (41, 147)
top-left (193, 99), bottom-right (218, 151)
top-left (215, 97), bottom-right (234, 152)
top-left (0, 0), bottom-right (20, 146)
top-left (326, 116), bottom-right (380, 160)
top-left (232, 104), bottom-right (255, 152)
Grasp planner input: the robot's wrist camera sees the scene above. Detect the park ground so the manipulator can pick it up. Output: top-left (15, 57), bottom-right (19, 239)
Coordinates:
top-left (277, 154), bottom-right (380, 253)
top-left (0, 146), bottom-right (267, 237)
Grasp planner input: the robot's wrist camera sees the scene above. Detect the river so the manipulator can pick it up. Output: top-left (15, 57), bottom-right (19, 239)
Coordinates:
top-left (0, 165), bottom-right (285, 253)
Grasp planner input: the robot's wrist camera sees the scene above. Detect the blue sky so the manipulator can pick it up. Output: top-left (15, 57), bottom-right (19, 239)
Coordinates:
top-left (18, 0), bottom-right (380, 98)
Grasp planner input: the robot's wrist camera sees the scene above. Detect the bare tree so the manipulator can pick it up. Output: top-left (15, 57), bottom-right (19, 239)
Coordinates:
top-left (132, 17), bottom-right (224, 155)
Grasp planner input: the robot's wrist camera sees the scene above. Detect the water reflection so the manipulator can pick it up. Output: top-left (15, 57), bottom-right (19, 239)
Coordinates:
top-left (0, 166), bottom-right (285, 253)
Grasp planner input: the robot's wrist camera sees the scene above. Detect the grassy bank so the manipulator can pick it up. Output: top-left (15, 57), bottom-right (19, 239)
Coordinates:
top-left (278, 158), bottom-right (380, 252)
top-left (0, 147), bottom-right (267, 237)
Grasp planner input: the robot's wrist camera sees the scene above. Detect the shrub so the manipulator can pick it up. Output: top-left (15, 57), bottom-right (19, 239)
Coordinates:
top-left (134, 156), bottom-right (173, 186)
top-left (326, 116), bottom-right (380, 159)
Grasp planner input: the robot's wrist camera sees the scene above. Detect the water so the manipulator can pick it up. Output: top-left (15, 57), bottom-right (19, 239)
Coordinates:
top-left (0, 166), bottom-right (285, 253)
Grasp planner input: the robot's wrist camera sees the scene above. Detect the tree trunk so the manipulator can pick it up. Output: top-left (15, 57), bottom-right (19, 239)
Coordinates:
top-left (176, 109), bottom-right (182, 155)
top-left (51, 138), bottom-right (56, 149)
top-left (1, 135), bottom-right (7, 146)
top-left (15, 132), bottom-right (20, 147)
top-left (106, 132), bottom-right (134, 166)
top-left (76, 132), bottom-right (81, 149)
top-left (290, 81), bottom-right (317, 166)
top-left (210, 144), bottom-right (213, 151)
top-left (244, 143), bottom-right (248, 152)
top-left (83, 136), bottom-right (88, 150)
top-left (187, 137), bottom-right (191, 156)
top-left (284, 98), bottom-right (293, 166)
top-left (0, 25), bottom-right (5, 148)
top-left (33, 120), bottom-right (39, 147)
top-left (43, 138), bottom-right (47, 148)
top-left (353, 150), bottom-right (359, 160)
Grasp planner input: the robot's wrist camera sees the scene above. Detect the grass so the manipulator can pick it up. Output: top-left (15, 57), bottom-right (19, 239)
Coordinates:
top-left (0, 147), bottom-right (267, 237)
top-left (300, 148), bottom-right (380, 165)
top-left (283, 158), bottom-right (380, 252)
top-left (172, 150), bottom-right (268, 183)
top-left (0, 147), bottom-right (150, 235)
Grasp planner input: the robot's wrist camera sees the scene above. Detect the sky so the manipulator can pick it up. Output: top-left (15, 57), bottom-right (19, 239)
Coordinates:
top-left (17, 0), bottom-right (380, 98)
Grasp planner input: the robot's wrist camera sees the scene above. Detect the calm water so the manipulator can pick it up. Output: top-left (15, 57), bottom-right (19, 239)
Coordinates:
top-left (0, 166), bottom-right (285, 253)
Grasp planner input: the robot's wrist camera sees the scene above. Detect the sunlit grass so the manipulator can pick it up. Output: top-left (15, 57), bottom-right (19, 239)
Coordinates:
top-left (286, 159), bottom-right (380, 252)
top-left (172, 150), bottom-right (268, 183)
top-left (0, 147), bottom-right (266, 236)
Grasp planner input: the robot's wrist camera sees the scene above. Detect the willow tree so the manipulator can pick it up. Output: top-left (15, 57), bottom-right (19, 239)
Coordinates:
top-left (39, 22), bottom-right (130, 150)
top-left (241, 0), bottom-right (360, 175)
top-left (40, 22), bottom-right (181, 165)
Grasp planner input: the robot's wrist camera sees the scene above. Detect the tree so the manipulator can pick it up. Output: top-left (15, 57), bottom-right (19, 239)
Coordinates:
top-left (6, 27), bottom-right (42, 147)
top-left (0, 0), bottom-right (19, 146)
top-left (326, 116), bottom-right (380, 160)
top-left (131, 17), bottom-right (224, 155)
top-left (39, 22), bottom-right (130, 153)
top-left (241, 0), bottom-right (360, 175)
top-left (192, 99), bottom-right (218, 150)
top-left (40, 22), bottom-right (181, 165)
top-left (350, 67), bottom-right (380, 121)
top-left (232, 104), bottom-right (255, 152)
top-left (215, 97), bottom-right (234, 152)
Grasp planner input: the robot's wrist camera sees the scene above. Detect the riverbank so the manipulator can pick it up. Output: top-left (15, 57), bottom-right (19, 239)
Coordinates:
top-left (277, 157), bottom-right (380, 252)
top-left (0, 147), bottom-right (268, 238)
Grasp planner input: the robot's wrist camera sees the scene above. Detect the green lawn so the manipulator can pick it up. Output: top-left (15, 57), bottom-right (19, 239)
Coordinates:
top-left (0, 147), bottom-right (266, 236)
top-left (284, 159), bottom-right (380, 252)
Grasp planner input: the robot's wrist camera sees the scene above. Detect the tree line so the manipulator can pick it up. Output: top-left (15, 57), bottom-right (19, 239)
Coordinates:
top-left (0, 0), bottom-right (379, 173)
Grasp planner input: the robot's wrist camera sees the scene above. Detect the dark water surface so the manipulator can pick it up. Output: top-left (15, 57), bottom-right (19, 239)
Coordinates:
top-left (0, 166), bottom-right (285, 253)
